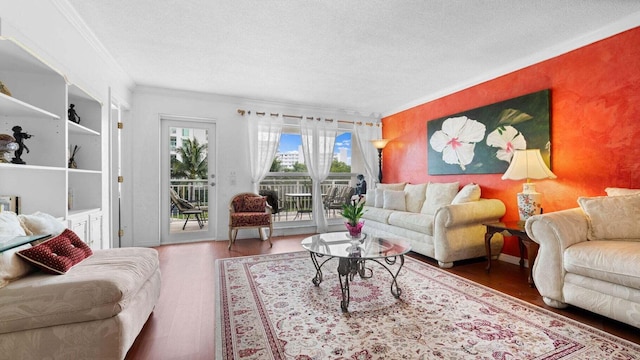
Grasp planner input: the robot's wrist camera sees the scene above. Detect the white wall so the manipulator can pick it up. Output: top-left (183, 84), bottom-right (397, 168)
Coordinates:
top-left (129, 86), bottom-right (379, 246)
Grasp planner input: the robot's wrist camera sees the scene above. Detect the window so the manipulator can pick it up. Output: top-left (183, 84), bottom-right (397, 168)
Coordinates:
top-left (261, 125), bottom-right (365, 224)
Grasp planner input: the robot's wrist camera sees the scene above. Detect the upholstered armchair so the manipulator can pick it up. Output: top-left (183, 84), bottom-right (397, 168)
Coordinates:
top-left (228, 192), bottom-right (273, 249)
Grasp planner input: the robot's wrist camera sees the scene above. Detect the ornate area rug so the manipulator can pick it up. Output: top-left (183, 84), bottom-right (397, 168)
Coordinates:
top-left (215, 252), bottom-right (640, 359)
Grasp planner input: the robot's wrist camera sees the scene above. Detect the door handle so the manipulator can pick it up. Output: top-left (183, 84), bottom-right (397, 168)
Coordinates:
top-left (210, 182), bottom-right (216, 187)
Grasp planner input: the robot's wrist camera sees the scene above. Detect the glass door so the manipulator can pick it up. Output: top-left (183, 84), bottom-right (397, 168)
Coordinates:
top-left (160, 117), bottom-right (216, 244)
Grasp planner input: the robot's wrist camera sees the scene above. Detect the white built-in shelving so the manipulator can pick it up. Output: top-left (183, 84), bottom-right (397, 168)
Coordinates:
top-left (0, 37), bottom-right (103, 248)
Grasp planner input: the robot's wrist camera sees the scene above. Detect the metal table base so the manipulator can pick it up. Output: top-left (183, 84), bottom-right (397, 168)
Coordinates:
top-left (309, 251), bottom-right (405, 312)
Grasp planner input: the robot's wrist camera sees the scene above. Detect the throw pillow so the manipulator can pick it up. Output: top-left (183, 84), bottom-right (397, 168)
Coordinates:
top-left (376, 182), bottom-right (406, 191)
top-left (0, 211), bottom-right (27, 237)
top-left (374, 188), bottom-right (385, 208)
top-left (577, 194), bottom-right (640, 241)
top-left (605, 187), bottom-right (640, 196)
top-left (452, 183), bottom-right (482, 204)
top-left (241, 196), bottom-right (266, 212)
top-left (0, 212), bottom-right (36, 289)
top-left (17, 229), bottom-right (93, 274)
top-left (421, 182), bottom-right (460, 215)
top-left (0, 243), bottom-right (35, 289)
top-left (383, 190), bottom-right (406, 211)
top-left (403, 183), bottom-right (428, 213)
top-left (18, 212), bottom-right (66, 237)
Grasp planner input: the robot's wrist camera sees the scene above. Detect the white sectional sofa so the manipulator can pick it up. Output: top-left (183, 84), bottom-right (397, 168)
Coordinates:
top-left (525, 188), bottom-right (640, 328)
top-left (361, 182), bottom-right (506, 268)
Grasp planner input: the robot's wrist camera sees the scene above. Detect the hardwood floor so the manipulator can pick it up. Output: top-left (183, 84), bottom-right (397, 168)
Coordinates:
top-left (125, 235), bottom-right (640, 359)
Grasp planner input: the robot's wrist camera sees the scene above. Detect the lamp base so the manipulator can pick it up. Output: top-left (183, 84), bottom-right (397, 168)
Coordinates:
top-left (517, 183), bottom-right (542, 223)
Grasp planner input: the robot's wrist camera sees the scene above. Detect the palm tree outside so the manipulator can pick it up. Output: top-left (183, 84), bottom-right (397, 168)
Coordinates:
top-left (171, 138), bottom-right (208, 202)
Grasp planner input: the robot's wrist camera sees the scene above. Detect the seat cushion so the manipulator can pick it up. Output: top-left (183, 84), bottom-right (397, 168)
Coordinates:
top-left (564, 240), bottom-right (640, 290)
top-left (361, 206), bottom-right (394, 224)
top-left (388, 212), bottom-right (434, 235)
top-left (231, 212), bottom-right (270, 227)
top-left (0, 247), bottom-right (159, 334)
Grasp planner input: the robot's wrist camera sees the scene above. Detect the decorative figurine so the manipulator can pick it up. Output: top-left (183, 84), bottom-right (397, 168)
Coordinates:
top-left (11, 126), bottom-right (32, 165)
top-left (68, 145), bottom-right (79, 169)
top-left (68, 104), bottom-right (81, 124)
top-left (0, 134), bottom-right (18, 163)
top-left (355, 174), bottom-right (367, 196)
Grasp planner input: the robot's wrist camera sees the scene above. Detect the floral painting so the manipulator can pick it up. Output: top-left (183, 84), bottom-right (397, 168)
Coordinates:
top-left (427, 89), bottom-right (550, 175)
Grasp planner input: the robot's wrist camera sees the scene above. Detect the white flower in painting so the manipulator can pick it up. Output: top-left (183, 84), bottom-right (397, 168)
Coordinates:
top-left (430, 116), bottom-right (486, 171)
top-left (486, 125), bottom-right (527, 163)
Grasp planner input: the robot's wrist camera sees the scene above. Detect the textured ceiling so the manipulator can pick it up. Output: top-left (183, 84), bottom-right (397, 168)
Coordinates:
top-left (66, 0), bottom-right (640, 116)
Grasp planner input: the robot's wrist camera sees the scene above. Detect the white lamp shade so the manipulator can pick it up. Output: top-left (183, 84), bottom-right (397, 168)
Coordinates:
top-left (370, 139), bottom-right (390, 150)
top-left (501, 149), bottom-right (556, 181)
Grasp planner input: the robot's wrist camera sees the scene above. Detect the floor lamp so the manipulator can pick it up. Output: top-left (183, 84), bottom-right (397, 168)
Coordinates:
top-left (502, 149), bottom-right (557, 224)
top-left (370, 139), bottom-right (390, 183)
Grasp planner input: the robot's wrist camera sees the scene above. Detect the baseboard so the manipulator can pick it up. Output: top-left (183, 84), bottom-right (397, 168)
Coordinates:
top-left (498, 253), bottom-right (529, 268)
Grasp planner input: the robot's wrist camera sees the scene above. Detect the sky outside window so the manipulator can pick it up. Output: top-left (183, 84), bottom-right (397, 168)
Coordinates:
top-left (279, 132), bottom-right (351, 164)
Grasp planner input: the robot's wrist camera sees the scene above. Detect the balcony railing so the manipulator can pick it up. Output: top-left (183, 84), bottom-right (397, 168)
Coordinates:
top-left (170, 179), bottom-right (208, 222)
top-left (170, 173), bottom-right (355, 224)
top-left (259, 173), bottom-right (353, 222)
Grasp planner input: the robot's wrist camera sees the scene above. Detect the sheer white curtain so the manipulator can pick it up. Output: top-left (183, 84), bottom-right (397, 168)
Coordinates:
top-left (248, 113), bottom-right (283, 193)
top-left (300, 118), bottom-right (337, 232)
top-left (353, 122), bottom-right (382, 188)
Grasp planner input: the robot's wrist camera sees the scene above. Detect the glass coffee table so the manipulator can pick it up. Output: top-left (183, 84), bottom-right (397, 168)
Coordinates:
top-left (301, 232), bottom-right (412, 312)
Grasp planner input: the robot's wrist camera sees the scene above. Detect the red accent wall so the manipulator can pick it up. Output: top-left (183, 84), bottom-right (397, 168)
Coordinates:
top-left (382, 26), bottom-right (640, 257)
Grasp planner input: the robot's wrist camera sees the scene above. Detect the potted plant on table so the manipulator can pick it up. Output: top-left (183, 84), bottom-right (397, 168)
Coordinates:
top-left (340, 197), bottom-right (366, 238)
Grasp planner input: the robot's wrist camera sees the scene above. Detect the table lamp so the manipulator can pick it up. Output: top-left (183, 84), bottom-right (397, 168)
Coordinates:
top-left (501, 149), bottom-right (556, 223)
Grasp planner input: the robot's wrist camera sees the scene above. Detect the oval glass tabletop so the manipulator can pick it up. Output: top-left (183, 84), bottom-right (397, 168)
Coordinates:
top-left (301, 232), bottom-right (411, 259)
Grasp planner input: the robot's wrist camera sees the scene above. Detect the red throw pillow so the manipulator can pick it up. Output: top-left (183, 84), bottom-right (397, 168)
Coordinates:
top-left (16, 229), bottom-right (93, 274)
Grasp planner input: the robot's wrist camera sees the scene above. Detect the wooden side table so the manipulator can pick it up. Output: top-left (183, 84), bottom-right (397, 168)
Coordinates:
top-left (483, 221), bottom-right (539, 287)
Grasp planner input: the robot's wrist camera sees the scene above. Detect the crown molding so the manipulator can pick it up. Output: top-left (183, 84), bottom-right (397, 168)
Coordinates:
top-left (52, 0), bottom-right (133, 86)
top-left (383, 12), bottom-right (640, 118)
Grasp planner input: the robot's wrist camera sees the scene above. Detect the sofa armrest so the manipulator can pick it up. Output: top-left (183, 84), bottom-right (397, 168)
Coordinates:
top-left (435, 198), bottom-right (506, 228)
top-left (525, 208), bottom-right (588, 304)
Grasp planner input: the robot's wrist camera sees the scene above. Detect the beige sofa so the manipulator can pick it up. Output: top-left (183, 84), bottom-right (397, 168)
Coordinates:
top-left (525, 189), bottom-right (640, 328)
top-left (0, 212), bottom-right (161, 359)
top-left (361, 182), bottom-right (506, 268)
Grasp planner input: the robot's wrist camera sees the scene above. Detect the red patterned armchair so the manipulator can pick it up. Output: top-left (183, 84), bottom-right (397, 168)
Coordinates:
top-left (228, 192), bottom-right (273, 249)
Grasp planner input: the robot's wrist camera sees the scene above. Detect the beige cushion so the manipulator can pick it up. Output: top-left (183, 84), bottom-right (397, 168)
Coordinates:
top-left (0, 212), bottom-right (33, 289)
top-left (564, 240), bottom-right (640, 289)
top-left (18, 212), bottom-right (66, 237)
top-left (452, 183), bottom-right (481, 204)
top-left (374, 188), bottom-right (384, 208)
top-left (577, 194), bottom-right (640, 241)
top-left (605, 187), bottom-right (640, 196)
top-left (404, 183), bottom-right (428, 213)
top-left (383, 190), bottom-right (406, 211)
top-left (376, 182), bottom-right (406, 191)
top-left (0, 244), bottom-right (34, 289)
top-left (361, 206), bottom-right (394, 224)
top-left (0, 212), bottom-right (27, 237)
top-left (388, 212), bottom-right (434, 235)
top-left (421, 182), bottom-right (460, 215)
